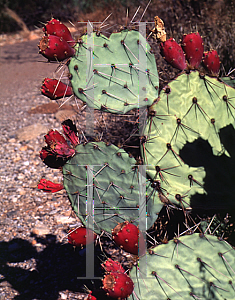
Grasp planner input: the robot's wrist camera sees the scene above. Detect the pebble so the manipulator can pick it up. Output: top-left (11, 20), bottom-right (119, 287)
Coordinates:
top-left (32, 224), bottom-right (50, 235)
top-left (54, 214), bottom-right (76, 224)
top-left (59, 292), bottom-right (68, 299)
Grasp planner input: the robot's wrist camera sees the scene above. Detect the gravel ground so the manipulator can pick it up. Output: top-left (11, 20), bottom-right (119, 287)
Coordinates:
top-left (0, 37), bottom-right (112, 300)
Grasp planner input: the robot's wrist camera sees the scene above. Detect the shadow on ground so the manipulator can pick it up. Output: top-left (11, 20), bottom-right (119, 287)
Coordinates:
top-left (0, 235), bottom-right (110, 300)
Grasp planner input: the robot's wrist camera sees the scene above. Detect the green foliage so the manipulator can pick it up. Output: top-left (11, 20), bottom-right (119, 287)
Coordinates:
top-left (142, 70), bottom-right (235, 212)
top-left (130, 233), bottom-right (235, 299)
top-left (62, 141), bottom-right (162, 233)
top-left (68, 29), bottom-right (159, 114)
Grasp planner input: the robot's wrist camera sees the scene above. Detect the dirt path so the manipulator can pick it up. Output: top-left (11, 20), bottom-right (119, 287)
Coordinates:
top-left (0, 37), bottom-right (56, 100)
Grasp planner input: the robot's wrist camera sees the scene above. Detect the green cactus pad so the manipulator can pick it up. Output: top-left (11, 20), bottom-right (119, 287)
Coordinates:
top-left (142, 71), bottom-right (235, 211)
top-left (220, 76), bottom-right (235, 88)
top-left (68, 29), bottom-right (159, 114)
top-left (130, 233), bottom-right (235, 299)
top-left (62, 142), bottom-right (162, 233)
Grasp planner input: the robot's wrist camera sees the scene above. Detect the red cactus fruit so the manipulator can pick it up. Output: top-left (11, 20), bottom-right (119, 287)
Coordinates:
top-left (112, 221), bottom-right (145, 256)
top-left (101, 258), bottom-right (125, 274)
top-left (102, 272), bottom-right (134, 299)
top-left (68, 227), bottom-right (97, 247)
top-left (160, 38), bottom-right (187, 70)
top-left (44, 129), bottom-right (75, 158)
top-left (38, 35), bottom-right (75, 62)
top-left (41, 78), bottom-right (73, 100)
top-left (202, 49), bottom-right (220, 76)
top-left (37, 178), bottom-right (64, 193)
top-left (45, 129), bottom-right (66, 147)
top-left (182, 32), bottom-right (204, 68)
top-left (86, 291), bottom-right (97, 300)
top-left (62, 119), bottom-right (79, 147)
top-left (43, 18), bottom-right (75, 46)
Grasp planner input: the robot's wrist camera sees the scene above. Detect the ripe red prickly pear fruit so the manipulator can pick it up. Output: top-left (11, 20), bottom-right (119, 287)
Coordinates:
top-left (202, 49), bottom-right (220, 76)
top-left (102, 272), bottom-right (134, 299)
top-left (182, 32), bottom-right (204, 68)
top-left (160, 38), bottom-right (187, 70)
top-left (38, 35), bottom-right (75, 62)
top-left (112, 221), bottom-right (145, 256)
top-left (43, 18), bottom-right (75, 46)
top-left (41, 78), bottom-right (73, 100)
top-left (68, 227), bottom-right (97, 247)
top-left (101, 258), bottom-right (125, 274)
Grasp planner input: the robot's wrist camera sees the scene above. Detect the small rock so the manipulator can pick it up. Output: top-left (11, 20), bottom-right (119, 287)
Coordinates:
top-left (59, 292), bottom-right (67, 300)
top-left (17, 174), bottom-right (24, 180)
top-left (8, 138), bottom-right (16, 143)
top-left (11, 196), bottom-right (18, 203)
top-left (16, 123), bottom-right (48, 142)
top-left (19, 145), bottom-right (28, 151)
top-left (54, 214), bottom-right (76, 224)
top-left (55, 109), bottom-right (76, 122)
top-left (19, 189), bottom-right (26, 196)
top-left (13, 155), bottom-right (21, 162)
top-left (32, 224), bottom-right (50, 236)
top-left (31, 239), bottom-right (37, 245)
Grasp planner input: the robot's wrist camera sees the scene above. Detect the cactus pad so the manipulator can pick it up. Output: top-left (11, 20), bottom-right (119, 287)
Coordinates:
top-left (142, 70), bottom-right (235, 211)
top-left (62, 142), bottom-right (162, 233)
top-left (130, 233), bottom-right (235, 299)
top-left (68, 29), bottom-right (159, 114)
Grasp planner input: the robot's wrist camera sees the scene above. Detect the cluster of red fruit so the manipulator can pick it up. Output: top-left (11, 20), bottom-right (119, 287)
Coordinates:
top-left (39, 120), bottom-right (78, 169)
top-left (38, 19), bottom-right (76, 100)
top-left (160, 32), bottom-right (220, 76)
top-left (38, 18), bottom-right (75, 62)
top-left (67, 222), bottom-right (139, 299)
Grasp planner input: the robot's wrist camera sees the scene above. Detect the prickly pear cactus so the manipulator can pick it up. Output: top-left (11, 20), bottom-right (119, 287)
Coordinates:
top-left (68, 29), bottom-right (159, 114)
top-left (130, 233), bottom-right (235, 299)
top-left (62, 141), bottom-right (162, 233)
top-left (142, 70), bottom-right (235, 211)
